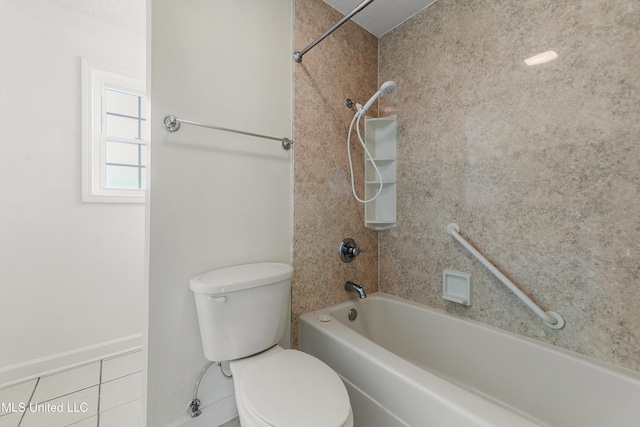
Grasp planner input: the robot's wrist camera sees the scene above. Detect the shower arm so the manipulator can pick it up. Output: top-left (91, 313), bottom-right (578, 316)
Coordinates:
top-left (293, 0), bottom-right (375, 63)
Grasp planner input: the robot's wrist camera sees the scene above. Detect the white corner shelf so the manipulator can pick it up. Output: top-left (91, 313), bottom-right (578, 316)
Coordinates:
top-left (364, 115), bottom-right (397, 231)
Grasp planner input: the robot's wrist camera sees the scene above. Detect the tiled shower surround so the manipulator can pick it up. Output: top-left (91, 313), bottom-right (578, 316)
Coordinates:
top-left (294, 0), bottom-right (639, 372)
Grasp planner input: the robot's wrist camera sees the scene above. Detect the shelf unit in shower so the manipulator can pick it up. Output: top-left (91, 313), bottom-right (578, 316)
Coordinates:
top-left (364, 115), bottom-right (397, 230)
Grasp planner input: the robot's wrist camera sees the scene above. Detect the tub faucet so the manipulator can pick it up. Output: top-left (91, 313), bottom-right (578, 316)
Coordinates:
top-left (344, 281), bottom-right (366, 299)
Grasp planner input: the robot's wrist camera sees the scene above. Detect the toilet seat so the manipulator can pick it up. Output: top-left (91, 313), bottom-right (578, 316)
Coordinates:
top-left (237, 349), bottom-right (352, 427)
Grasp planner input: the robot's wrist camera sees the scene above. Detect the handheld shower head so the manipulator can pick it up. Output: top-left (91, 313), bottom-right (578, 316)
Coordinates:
top-left (379, 80), bottom-right (397, 96)
top-left (359, 80), bottom-right (398, 116)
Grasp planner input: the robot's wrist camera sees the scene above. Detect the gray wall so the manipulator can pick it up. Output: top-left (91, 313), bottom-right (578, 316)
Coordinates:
top-left (147, 1), bottom-right (292, 425)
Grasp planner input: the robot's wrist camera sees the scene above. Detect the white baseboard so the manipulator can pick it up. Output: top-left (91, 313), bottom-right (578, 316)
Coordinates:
top-left (0, 333), bottom-right (143, 387)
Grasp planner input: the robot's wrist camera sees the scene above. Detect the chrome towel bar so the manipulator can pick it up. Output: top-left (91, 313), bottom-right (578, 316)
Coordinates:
top-left (447, 223), bottom-right (564, 329)
top-left (161, 115), bottom-right (293, 150)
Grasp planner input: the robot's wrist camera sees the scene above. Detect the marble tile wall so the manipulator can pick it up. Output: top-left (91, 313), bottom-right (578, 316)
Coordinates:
top-left (292, 0), bottom-right (379, 346)
top-left (378, 0), bottom-right (640, 371)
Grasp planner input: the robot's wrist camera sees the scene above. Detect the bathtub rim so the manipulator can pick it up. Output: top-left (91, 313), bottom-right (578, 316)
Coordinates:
top-left (300, 293), bottom-right (546, 426)
top-left (300, 292), bottom-right (640, 426)
top-left (303, 291), bottom-right (640, 382)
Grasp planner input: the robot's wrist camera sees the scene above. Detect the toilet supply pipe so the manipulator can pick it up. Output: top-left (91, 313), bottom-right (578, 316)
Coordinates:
top-left (188, 361), bottom-right (232, 418)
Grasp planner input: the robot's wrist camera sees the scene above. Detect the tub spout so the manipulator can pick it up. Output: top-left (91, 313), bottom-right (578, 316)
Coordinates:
top-left (345, 281), bottom-right (366, 298)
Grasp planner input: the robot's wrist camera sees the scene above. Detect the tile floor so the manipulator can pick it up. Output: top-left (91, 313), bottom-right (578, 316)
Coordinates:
top-left (0, 350), bottom-right (143, 427)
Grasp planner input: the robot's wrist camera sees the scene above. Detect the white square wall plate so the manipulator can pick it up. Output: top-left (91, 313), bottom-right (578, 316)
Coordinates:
top-left (443, 270), bottom-right (472, 306)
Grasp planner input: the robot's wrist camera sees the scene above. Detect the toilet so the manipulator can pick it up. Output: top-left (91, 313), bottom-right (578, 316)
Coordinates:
top-left (190, 262), bottom-right (353, 427)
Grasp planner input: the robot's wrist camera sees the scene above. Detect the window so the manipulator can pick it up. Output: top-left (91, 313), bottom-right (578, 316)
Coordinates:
top-left (82, 58), bottom-right (147, 203)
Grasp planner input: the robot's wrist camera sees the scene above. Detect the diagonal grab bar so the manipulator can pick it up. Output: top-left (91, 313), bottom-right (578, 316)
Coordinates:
top-left (447, 223), bottom-right (564, 329)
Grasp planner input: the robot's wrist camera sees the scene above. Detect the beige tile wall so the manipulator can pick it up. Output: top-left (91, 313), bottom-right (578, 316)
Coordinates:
top-left (378, 0), bottom-right (640, 371)
top-left (292, 0), bottom-right (379, 346)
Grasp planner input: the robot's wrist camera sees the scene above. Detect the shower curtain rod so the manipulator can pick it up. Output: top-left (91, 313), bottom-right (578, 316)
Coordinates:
top-left (161, 115), bottom-right (293, 150)
top-left (293, 0), bottom-right (376, 63)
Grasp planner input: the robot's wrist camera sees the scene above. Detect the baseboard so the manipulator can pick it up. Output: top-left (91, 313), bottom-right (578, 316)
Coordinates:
top-left (0, 333), bottom-right (143, 387)
top-left (162, 394), bottom-right (238, 427)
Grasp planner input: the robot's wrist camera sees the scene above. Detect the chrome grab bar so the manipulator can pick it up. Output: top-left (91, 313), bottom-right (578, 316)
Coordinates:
top-left (161, 115), bottom-right (293, 151)
top-left (447, 223), bottom-right (564, 329)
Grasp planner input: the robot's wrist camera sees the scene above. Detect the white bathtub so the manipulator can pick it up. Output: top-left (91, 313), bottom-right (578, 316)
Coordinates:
top-left (299, 293), bottom-right (640, 427)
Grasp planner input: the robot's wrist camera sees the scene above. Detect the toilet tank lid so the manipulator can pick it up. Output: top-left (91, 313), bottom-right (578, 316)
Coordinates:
top-left (190, 263), bottom-right (293, 294)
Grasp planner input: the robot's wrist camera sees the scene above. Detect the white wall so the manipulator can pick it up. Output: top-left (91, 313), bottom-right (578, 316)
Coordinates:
top-left (0, 0), bottom-right (145, 385)
top-left (147, 1), bottom-right (293, 425)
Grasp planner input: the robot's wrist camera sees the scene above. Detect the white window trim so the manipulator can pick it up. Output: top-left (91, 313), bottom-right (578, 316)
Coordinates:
top-left (81, 58), bottom-right (147, 203)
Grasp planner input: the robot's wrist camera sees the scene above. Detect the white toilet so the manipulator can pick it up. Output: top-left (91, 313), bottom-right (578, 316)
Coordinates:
top-left (190, 262), bottom-right (354, 427)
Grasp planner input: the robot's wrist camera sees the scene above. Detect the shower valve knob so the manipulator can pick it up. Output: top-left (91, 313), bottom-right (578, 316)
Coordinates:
top-left (339, 238), bottom-right (364, 263)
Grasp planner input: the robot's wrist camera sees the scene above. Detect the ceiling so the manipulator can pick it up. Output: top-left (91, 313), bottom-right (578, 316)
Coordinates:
top-left (50, 0), bottom-right (145, 34)
top-left (323, 0), bottom-right (437, 37)
top-left (48, 0), bottom-right (434, 39)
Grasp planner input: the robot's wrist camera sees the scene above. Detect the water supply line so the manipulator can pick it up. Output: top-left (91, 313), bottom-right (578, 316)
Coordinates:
top-left (447, 223), bottom-right (565, 329)
top-left (187, 361), bottom-right (233, 418)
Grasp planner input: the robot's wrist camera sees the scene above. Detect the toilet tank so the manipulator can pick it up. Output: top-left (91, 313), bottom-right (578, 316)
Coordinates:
top-left (189, 263), bottom-right (293, 362)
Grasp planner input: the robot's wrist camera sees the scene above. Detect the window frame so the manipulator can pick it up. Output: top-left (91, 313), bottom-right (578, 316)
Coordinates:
top-left (81, 58), bottom-right (147, 203)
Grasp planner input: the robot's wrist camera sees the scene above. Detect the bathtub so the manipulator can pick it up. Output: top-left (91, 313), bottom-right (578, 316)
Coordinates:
top-left (299, 293), bottom-right (640, 427)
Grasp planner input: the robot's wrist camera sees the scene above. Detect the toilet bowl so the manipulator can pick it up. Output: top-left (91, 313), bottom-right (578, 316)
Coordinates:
top-left (189, 263), bottom-right (353, 427)
top-left (230, 346), bottom-right (353, 427)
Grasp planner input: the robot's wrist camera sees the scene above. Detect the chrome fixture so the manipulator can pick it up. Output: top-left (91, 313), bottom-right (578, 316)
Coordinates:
top-left (188, 361), bottom-right (214, 418)
top-left (188, 398), bottom-right (202, 418)
top-left (344, 281), bottom-right (366, 299)
top-left (187, 360), bottom-right (232, 418)
top-left (339, 238), bottom-right (363, 263)
top-left (348, 308), bottom-right (358, 321)
top-left (293, 0), bottom-right (376, 63)
top-left (162, 115), bottom-right (293, 150)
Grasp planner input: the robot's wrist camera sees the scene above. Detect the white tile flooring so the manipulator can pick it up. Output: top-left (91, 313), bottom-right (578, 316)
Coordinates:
top-left (0, 350), bottom-right (143, 427)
